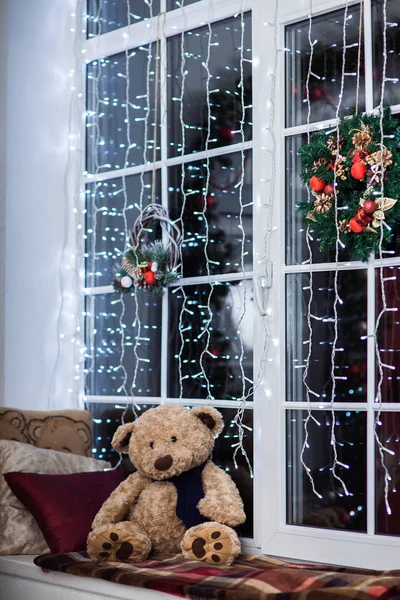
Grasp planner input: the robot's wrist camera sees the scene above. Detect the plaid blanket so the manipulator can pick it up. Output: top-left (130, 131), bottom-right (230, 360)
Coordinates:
top-left (34, 551), bottom-right (400, 599)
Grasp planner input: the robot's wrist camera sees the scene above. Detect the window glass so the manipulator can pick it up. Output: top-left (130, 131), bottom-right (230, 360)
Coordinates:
top-left (86, 48), bottom-right (160, 174)
top-left (168, 280), bottom-right (253, 400)
top-left (372, 0), bottom-right (400, 107)
top-left (286, 409), bottom-right (367, 532)
top-left (167, 13), bottom-right (252, 157)
top-left (285, 6), bottom-right (364, 128)
top-left (85, 171), bottom-right (161, 288)
top-left (85, 293), bottom-right (161, 396)
top-left (376, 411), bottom-right (400, 535)
top-left (286, 270), bottom-right (368, 403)
top-left (87, 402), bottom-right (253, 538)
top-left (87, 0), bottom-right (160, 37)
top-left (168, 151), bottom-right (252, 278)
top-left (375, 267), bottom-right (400, 404)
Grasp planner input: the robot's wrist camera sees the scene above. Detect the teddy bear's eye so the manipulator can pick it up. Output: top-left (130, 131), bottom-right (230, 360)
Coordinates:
top-left (171, 436), bottom-right (177, 443)
top-left (149, 441), bottom-right (154, 449)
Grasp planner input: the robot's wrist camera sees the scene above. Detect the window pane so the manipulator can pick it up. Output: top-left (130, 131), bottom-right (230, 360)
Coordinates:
top-left (376, 411), bottom-right (400, 535)
top-left (372, 0), bottom-right (400, 107)
top-left (285, 134), bottom-right (352, 265)
top-left (87, 0), bottom-right (160, 37)
top-left (375, 267), bottom-right (400, 403)
top-left (168, 151), bottom-right (252, 278)
top-left (286, 409), bottom-right (367, 533)
top-left (286, 270), bottom-right (367, 403)
top-left (85, 293), bottom-right (161, 396)
top-left (167, 13), bottom-right (252, 157)
top-left (168, 280), bottom-right (253, 400)
top-left (285, 6), bottom-right (364, 128)
top-left (86, 48), bottom-right (160, 174)
top-left (85, 171), bottom-right (161, 288)
top-left (86, 402), bottom-right (253, 538)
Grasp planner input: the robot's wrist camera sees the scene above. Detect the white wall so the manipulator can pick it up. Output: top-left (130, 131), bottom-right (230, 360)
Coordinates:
top-left (2, 0), bottom-right (81, 410)
top-left (0, 0), bottom-right (7, 405)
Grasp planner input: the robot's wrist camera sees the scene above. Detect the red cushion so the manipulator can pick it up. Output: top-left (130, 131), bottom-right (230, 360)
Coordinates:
top-left (4, 469), bottom-right (125, 553)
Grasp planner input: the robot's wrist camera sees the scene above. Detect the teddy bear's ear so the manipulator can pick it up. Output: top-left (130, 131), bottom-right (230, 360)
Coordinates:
top-left (190, 406), bottom-right (224, 438)
top-left (112, 422), bottom-right (136, 453)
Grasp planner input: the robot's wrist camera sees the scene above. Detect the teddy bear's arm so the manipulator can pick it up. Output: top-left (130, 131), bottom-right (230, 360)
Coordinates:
top-left (198, 462), bottom-right (246, 527)
top-left (91, 472), bottom-right (150, 530)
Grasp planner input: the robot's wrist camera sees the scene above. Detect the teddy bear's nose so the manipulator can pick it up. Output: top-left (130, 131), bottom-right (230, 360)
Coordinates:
top-left (154, 455), bottom-right (173, 471)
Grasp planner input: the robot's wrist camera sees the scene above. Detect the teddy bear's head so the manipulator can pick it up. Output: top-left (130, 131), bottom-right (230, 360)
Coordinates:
top-left (112, 405), bottom-right (223, 480)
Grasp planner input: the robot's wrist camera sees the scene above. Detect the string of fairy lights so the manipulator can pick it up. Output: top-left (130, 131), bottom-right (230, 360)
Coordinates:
top-left (375, 0), bottom-right (394, 516)
top-left (298, 0), bottom-right (397, 518)
top-left (82, 0), bottom-right (255, 473)
top-left (53, 0), bottom-right (400, 534)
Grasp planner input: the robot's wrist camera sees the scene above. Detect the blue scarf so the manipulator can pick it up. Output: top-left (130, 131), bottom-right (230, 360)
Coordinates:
top-left (170, 462), bottom-right (207, 529)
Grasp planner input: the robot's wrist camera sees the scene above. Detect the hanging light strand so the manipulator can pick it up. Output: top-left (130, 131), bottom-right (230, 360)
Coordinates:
top-left (197, 3), bottom-right (215, 401)
top-left (115, 0), bottom-right (134, 412)
top-left (130, 0), bottom-right (155, 403)
top-left (375, 0), bottom-right (393, 516)
top-left (300, 3), bottom-right (323, 499)
top-left (330, 0), bottom-right (351, 497)
top-left (177, 6), bottom-right (189, 401)
top-left (232, 4), bottom-right (253, 477)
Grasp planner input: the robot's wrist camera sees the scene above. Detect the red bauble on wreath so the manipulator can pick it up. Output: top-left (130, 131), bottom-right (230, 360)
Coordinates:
top-left (144, 271), bottom-right (157, 286)
top-left (324, 184), bottom-right (334, 195)
top-left (350, 162), bottom-right (367, 180)
top-left (310, 176), bottom-right (326, 192)
top-left (362, 200), bottom-right (377, 214)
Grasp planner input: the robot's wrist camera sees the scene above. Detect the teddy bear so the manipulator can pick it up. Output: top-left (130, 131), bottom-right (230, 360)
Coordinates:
top-left (87, 404), bottom-right (246, 566)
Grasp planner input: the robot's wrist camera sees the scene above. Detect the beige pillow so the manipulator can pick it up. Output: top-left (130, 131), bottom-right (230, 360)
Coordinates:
top-left (0, 440), bottom-right (109, 555)
top-left (0, 408), bottom-right (93, 456)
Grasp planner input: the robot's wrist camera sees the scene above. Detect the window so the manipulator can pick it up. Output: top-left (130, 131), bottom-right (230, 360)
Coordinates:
top-left (83, 0), bottom-right (256, 544)
top-left (82, 0), bottom-right (400, 569)
top-left (262, 0), bottom-right (400, 570)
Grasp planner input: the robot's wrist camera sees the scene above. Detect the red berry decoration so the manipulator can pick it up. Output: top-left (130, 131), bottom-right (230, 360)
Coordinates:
top-left (352, 151), bottom-right (366, 164)
top-left (144, 271), bottom-right (156, 286)
top-left (324, 184), bottom-right (334, 195)
top-left (350, 162), bottom-right (367, 180)
top-left (362, 200), bottom-right (377, 214)
top-left (349, 218), bottom-right (364, 233)
top-left (310, 176), bottom-right (326, 192)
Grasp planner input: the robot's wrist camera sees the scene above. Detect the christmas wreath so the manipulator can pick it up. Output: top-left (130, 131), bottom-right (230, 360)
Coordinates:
top-left (113, 204), bottom-right (181, 297)
top-left (298, 108), bottom-right (400, 261)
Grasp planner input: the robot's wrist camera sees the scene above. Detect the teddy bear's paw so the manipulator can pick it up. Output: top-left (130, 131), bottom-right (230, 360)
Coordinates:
top-left (181, 523), bottom-right (240, 566)
top-left (87, 522), bottom-right (151, 563)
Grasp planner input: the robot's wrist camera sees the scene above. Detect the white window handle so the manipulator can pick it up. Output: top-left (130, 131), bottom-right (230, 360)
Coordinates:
top-left (253, 261), bottom-right (273, 317)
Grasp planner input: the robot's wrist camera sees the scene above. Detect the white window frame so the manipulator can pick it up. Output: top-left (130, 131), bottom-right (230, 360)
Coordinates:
top-left (80, 0), bottom-right (400, 569)
top-left (261, 0), bottom-right (400, 570)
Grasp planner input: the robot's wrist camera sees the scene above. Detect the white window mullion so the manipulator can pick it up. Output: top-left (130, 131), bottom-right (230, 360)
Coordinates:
top-left (86, 394), bottom-right (254, 409)
top-left (367, 260), bottom-right (376, 536)
top-left (82, 0), bottom-right (253, 63)
top-left (251, 0), bottom-right (283, 550)
top-left (364, 0), bottom-right (377, 540)
top-left (83, 140), bottom-right (254, 183)
top-left (160, 10), bottom-right (169, 401)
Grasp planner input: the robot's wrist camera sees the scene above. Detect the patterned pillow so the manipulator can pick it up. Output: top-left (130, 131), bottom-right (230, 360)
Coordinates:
top-left (0, 440), bottom-right (109, 555)
top-left (0, 408), bottom-right (93, 457)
